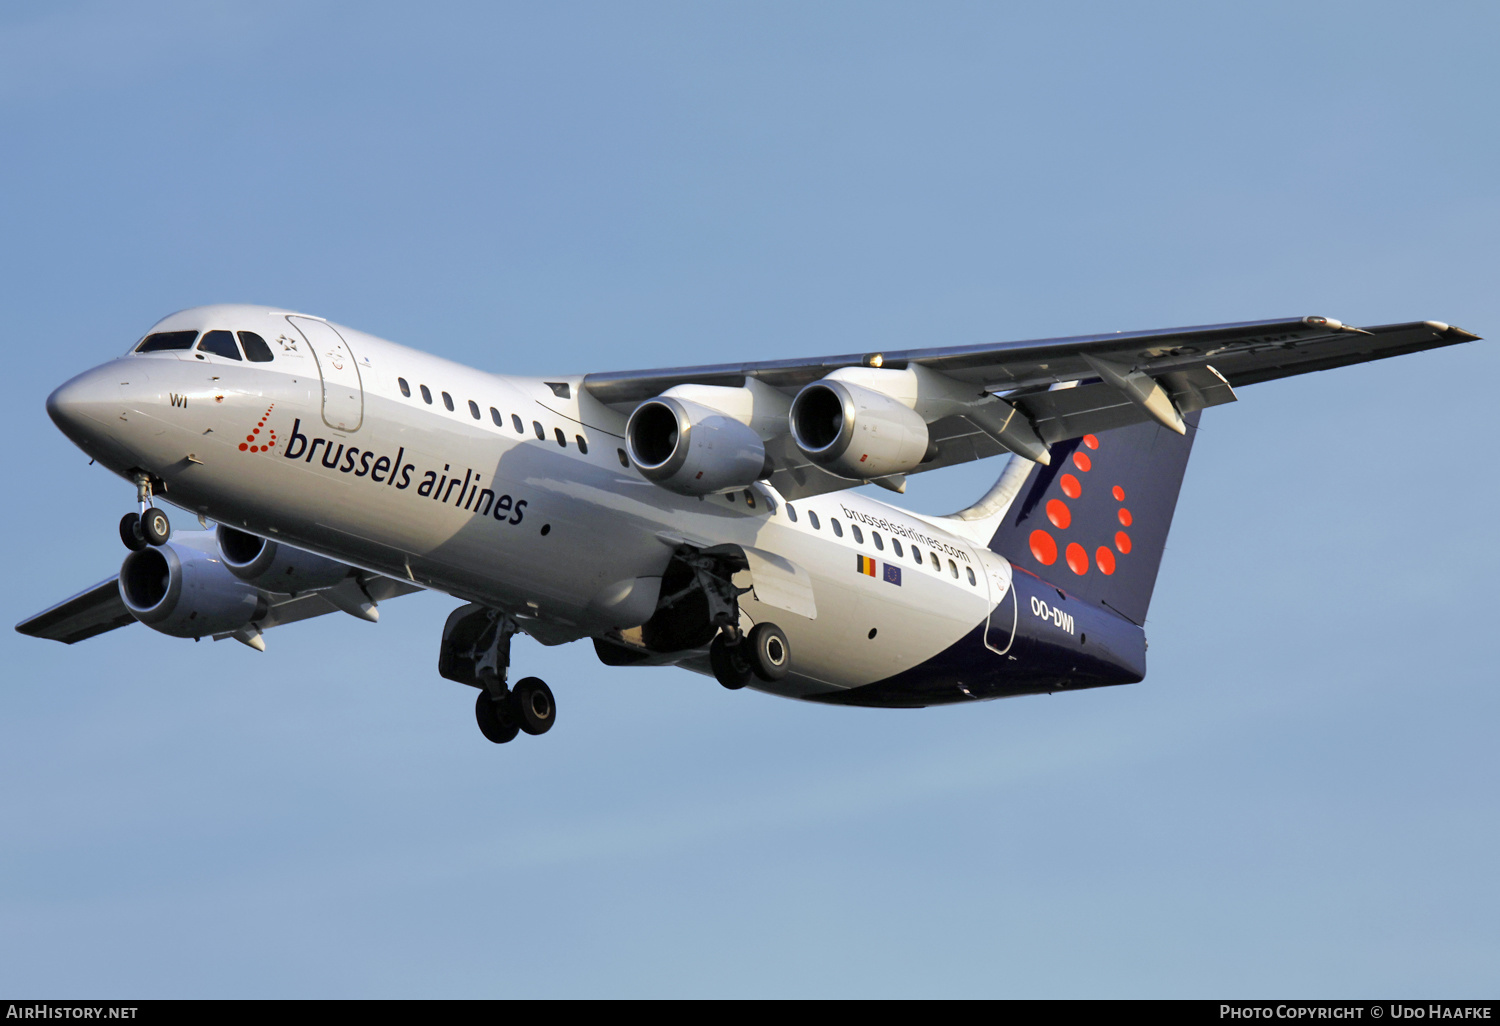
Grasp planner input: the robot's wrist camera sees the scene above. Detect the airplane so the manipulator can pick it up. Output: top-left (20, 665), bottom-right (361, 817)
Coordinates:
top-left (17, 305), bottom-right (1477, 744)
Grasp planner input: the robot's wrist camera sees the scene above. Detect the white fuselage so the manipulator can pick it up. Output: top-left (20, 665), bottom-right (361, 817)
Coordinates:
top-left (53, 305), bottom-right (1012, 701)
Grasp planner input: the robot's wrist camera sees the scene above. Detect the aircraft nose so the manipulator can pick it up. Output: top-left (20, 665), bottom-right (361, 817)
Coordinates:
top-left (46, 363), bottom-right (132, 454)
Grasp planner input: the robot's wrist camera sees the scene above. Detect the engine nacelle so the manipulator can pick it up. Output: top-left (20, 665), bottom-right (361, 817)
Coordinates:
top-left (626, 396), bottom-right (767, 496)
top-left (789, 377), bottom-right (932, 479)
top-left (216, 525), bottom-right (351, 592)
top-left (119, 541), bottom-right (266, 639)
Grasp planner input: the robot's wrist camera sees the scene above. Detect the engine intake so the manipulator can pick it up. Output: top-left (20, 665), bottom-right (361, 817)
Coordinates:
top-left (119, 541), bottom-right (266, 639)
top-left (626, 396), bottom-right (767, 496)
top-left (789, 378), bottom-right (932, 479)
top-left (217, 525), bottom-right (351, 592)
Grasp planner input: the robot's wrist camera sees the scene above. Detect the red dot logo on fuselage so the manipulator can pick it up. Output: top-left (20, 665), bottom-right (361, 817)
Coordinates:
top-left (238, 403), bottom-right (278, 453)
top-left (1028, 434), bottom-right (1134, 576)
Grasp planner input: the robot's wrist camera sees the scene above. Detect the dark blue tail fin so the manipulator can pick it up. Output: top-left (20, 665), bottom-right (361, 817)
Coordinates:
top-left (987, 412), bottom-right (1201, 625)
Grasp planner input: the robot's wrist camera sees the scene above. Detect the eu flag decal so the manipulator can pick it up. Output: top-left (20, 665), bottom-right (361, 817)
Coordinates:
top-left (857, 555), bottom-right (877, 577)
top-left (883, 563), bottom-right (902, 586)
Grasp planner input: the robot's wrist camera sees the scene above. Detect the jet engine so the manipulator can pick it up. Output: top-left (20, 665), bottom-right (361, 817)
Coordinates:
top-left (119, 540), bottom-right (266, 639)
top-left (216, 525), bottom-right (352, 592)
top-left (789, 375), bottom-right (933, 479)
top-left (626, 383), bottom-right (786, 496)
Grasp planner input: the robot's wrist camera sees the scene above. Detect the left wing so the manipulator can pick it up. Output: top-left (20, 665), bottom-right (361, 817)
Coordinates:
top-left (17, 570), bottom-right (424, 646)
top-left (583, 317), bottom-right (1476, 501)
top-left (15, 577), bottom-right (135, 644)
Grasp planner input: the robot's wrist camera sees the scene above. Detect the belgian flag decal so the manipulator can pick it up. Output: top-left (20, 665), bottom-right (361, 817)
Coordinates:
top-left (856, 555), bottom-right (877, 577)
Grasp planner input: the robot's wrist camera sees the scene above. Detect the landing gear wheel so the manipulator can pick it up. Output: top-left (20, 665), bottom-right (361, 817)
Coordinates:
top-left (510, 677), bottom-right (556, 735)
top-left (710, 633), bottom-right (754, 690)
top-left (475, 690), bottom-right (520, 744)
top-left (119, 512), bottom-right (147, 552)
top-left (141, 507), bottom-right (171, 546)
top-left (747, 622), bottom-right (791, 682)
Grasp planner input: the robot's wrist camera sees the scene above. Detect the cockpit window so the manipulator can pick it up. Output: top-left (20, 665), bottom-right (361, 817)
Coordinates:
top-left (238, 331), bottom-right (275, 362)
top-left (136, 331), bottom-right (198, 352)
top-left (197, 330), bottom-right (242, 360)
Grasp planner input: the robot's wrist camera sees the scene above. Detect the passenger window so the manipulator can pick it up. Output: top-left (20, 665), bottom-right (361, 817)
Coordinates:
top-left (575, 435), bottom-right (588, 454)
top-left (743, 489), bottom-right (756, 509)
top-left (892, 539), bottom-right (903, 557)
top-left (398, 377), bottom-right (411, 398)
top-left (617, 448), bottom-right (629, 467)
top-left (872, 531), bottom-right (883, 551)
top-left (966, 566), bottom-right (977, 586)
top-left (491, 407), bottom-right (502, 426)
top-left (949, 560), bottom-right (959, 578)
top-left (421, 385), bottom-right (433, 405)
top-left (442, 391), bottom-right (455, 412)
top-left (851, 525), bottom-right (863, 544)
top-left (786, 504), bottom-right (798, 523)
top-left (136, 330), bottom-right (197, 352)
top-left (911, 544), bottom-right (922, 564)
top-left (831, 519), bottom-right (843, 538)
top-left (726, 491), bottom-right (736, 503)
top-left (930, 552), bottom-right (940, 570)
top-left (554, 428), bottom-right (567, 447)
top-left (197, 330), bottom-right (241, 360)
top-left (808, 511), bottom-right (820, 530)
top-left (533, 421), bottom-right (545, 440)
top-left (469, 400), bottom-right (481, 420)
top-left (513, 414), bottom-right (524, 433)
top-left (238, 332), bottom-right (275, 362)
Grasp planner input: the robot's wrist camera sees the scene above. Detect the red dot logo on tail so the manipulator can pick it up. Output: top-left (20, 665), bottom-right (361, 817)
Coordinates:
top-left (1029, 431), bottom-right (1142, 578)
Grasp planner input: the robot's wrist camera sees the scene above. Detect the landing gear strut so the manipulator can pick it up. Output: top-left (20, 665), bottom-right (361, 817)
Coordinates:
top-left (440, 606), bottom-right (557, 745)
top-left (120, 472), bottom-right (170, 550)
top-left (672, 547), bottom-right (793, 690)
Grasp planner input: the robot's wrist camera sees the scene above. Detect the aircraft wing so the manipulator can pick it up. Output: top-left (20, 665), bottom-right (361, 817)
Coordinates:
top-left (14, 577), bottom-right (136, 644)
top-left (16, 571), bottom-right (426, 645)
top-left (583, 317), bottom-right (1477, 501)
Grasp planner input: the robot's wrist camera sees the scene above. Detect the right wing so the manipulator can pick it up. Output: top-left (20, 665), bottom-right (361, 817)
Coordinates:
top-left (583, 317), bottom-right (1477, 501)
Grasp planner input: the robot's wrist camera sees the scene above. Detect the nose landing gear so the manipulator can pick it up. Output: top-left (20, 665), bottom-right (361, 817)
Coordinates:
top-left (120, 472), bottom-right (171, 550)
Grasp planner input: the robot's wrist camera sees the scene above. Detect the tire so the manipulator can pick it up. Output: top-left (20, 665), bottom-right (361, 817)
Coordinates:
top-left (747, 622), bottom-right (791, 682)
top-left (119, 512), bottom-right (147, 552)
top-left (141, 507), bottom-right (171, 546)
top-left (475, 690), bottom-right (519, 744)
top-left (709, 633), bottom-right (753, 690)
top-left (510, 677), bottom-right (556, 736)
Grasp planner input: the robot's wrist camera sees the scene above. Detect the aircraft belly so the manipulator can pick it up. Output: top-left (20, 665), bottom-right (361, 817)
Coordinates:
top-left (691, 504), bottom-right (990, 695)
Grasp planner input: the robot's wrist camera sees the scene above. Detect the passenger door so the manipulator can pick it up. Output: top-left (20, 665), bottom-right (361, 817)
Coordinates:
top-left (288, 316), bottom-right (363, 433)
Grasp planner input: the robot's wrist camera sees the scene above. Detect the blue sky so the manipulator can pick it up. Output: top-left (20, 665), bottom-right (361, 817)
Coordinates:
top-left (2, 1), bottom-right (1496, 997)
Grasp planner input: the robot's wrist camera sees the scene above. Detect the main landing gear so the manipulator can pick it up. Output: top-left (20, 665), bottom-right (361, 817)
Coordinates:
top-left (119, 472), bottom-right (171, 551)
top-left (668, 548), bottom-right (793, 691)
top-left (710, 622), bottom-right (791, 689)
top-left (439, 606), bottom-right (556, 745)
